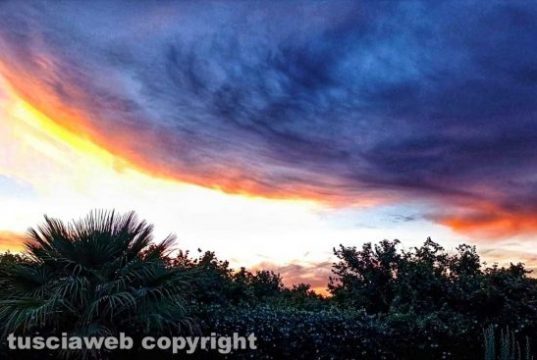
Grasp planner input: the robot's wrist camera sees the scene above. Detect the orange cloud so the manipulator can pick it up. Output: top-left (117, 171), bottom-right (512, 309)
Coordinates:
top-left (481, 248), bottom-right (537, 266)
top-left (480, 248), bottom-right (537, 278)
top-left (0, 66), bottom-right (387, 207)
top-left (436, 204), bottom-right (537, 239)
top-left (251, 261), bottom-right (332, 296)
top-left (0, 231), bottom-right (27, 252)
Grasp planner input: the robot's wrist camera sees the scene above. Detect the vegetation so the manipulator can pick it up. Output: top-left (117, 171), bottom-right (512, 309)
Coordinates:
top-left (0, 211), bottom-right (195, 359)
top-left (0, 211), bottom-right (536, 359)
top-left (483, 325), bottom-right (534, 360)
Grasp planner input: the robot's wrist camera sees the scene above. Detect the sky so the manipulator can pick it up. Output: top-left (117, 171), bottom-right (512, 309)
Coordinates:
top-left (0, 1), bottom-right (536, 291)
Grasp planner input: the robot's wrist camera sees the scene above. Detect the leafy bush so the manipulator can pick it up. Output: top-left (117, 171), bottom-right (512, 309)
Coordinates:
top-left (196, 304), bottom-right (391, 359)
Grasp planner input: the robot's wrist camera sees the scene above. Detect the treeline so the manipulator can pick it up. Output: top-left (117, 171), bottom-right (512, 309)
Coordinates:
top-left (0, 211), bottom-right (536, 359)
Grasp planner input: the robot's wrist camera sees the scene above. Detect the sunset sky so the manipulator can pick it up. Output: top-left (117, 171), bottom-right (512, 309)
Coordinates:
top-left (1, 1), bottom-right (537, 290)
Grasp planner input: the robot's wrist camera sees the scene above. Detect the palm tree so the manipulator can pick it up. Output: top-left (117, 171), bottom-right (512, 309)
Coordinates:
top-left (0, 210), bottom-right (195, 358)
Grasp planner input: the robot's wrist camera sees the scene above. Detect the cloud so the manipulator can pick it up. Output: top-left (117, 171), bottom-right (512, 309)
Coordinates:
top-left (433, 206), bottom-right (537, 239)
top-left (480, 248), bottom-right (537, 275)
top-left (251, 261), bottom-right (332, 294)
top-left (1, 2), bottom-right (537, 236)
top-left (0, 231), bottom-right (27, 252)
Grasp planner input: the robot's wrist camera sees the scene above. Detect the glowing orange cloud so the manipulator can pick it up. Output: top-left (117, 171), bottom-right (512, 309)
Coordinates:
top-left (251, 261), bottom-right (332, 296)
top-left (438, 204), bottom-right (537, 239)
top-left (0, 62), bottom-right (390, 206)
top-left (0, 231), bottom-right (27, 252)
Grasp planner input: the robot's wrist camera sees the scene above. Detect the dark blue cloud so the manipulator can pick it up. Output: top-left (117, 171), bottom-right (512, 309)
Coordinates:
top-left (1, 1), bottom-right (537, 223)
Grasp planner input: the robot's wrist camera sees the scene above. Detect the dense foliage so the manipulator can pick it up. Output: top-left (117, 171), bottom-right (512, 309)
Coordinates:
top-left (0, 211), bottom-right (536, 359)
top-left (0, 211), bottom-right (195, 359)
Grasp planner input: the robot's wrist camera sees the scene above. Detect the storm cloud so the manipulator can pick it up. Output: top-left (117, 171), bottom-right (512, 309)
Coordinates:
top-left (1, 1), bottom-right (537, 236)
